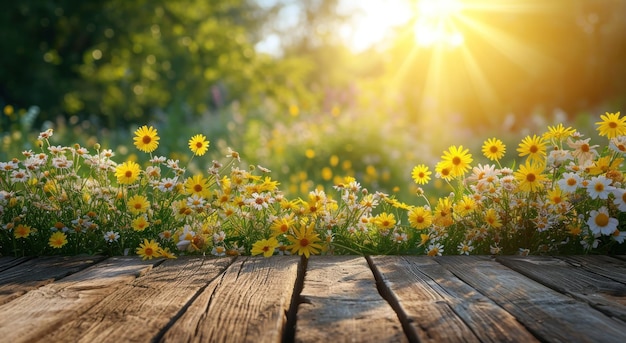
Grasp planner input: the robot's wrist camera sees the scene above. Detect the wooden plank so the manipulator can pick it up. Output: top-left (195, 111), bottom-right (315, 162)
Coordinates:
top-left (294, 256), bottom-right (406, 343)
top-left (160, 256), bottom-right (301, 343)
top-left (437, 256), bottom-right (626, 343)
top-left (370, 256), bottom-right (538, 343)
top-left (34, 256), bottom-right (234, 343)
top-left (497, 255), bottom-right (626, 322)
top-left (0, 256), bottom-right (32, 272)
top-left (0, 255), bottom-right (105, 305)
top-left (0, 257), bottom-right (159, 343)
top-left (555, 255), bottom-right (626, 284)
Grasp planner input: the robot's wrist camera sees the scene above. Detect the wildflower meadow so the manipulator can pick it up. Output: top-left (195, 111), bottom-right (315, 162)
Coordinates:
top-left (1, 112), bottom-right (626, 259)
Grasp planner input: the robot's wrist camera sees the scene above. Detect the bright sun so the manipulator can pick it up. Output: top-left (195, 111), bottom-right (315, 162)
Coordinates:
top-left (414, 0), bottom-right (464, 47)
top-left (343, 0), bottom-right (465, 51)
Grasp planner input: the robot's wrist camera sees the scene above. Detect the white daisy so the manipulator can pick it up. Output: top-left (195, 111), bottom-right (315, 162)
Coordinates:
top-left (104, 231), bottom-right (120, 243)
top-left (613, 188), bottom-right (626, 211)
top-left (211, 245), bottom-right (226, 256)
top-left (609, 136), bottom-right (626, 155)
top-left (558, 172), bottom-right (582, 193)
top-left (10, 169), bottom-right (29, 183)
top-left (157, 177), bottom-right (178, 192)
top-left (52, 156), bottom-right (73, 169)
top-left (587, 207), bottom-right (619, 235)
top-left (613, 230), bottom-right (626, 244)
top-left (586, 176), bottom-right (614, 199)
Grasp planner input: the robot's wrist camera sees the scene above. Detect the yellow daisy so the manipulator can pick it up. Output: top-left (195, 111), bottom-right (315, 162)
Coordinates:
top-left (514, 161), bottom-right (547, 193)
top-left (435, 161), bottom-right (454, 181)
top-left (14, 224), bottom-right (32, 238)
top-left (596, 112), bottom-right (626, 139)
top-left (433, 197), bottom-right (454, 227)
top-left (481, 138), bottom-right (506, 161)
top-left (136, 239), bottom-right (162, 260)
top-left (543, 123), bottom-right (576, 142)
top-left (188, 134), bottom-right (210, 156)
top-left (251, 237), bottom-right (279, 257)
top-left (49, 231), bottom-right (68, 248)
top-left (453, 195), bottom-right (477, 217)
top-left (185, 174), bottom-right (211, 198)
top-left (517, 135), bottom-right (547, 164)
top-left (133, 125), bottom-right (160, 153)
top-left (408, 206), bottom-right (433, 230)
top-left (484, 208), bottom-right (502, 229)
top-left (411, 164), bottom-right (431, 185)
top-left (127, 195), bottom-right (150, 214)
top-left (270, 215), bottom-right (295, 237)
top-left (374, 212), bottom-right (396, 230)
top-left (440, 145), bottom-right (473, 178)
top-left (131, 215), bottom-right (149, 232)
top-left (115, 161), bottom-right (141, 184)
top-left (547, 187), bottom-right (567, 205)
top-left (287, 224), bottom-right (322, 258)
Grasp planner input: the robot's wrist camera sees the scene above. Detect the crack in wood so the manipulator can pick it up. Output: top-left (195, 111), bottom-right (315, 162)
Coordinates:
top-left (365, 255), bottom-right (417, 343)
top-left (152, 256), bottom-right (236, 342)
top-left (281, 255), bottom-right (307, 343)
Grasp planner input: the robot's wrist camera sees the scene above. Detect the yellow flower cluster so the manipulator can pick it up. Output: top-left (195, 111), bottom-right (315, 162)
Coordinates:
top-left (1, 113), bottom-right (625, 258)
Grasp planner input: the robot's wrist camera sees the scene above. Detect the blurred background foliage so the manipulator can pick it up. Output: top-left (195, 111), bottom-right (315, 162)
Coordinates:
top-left (2, 0), bottom-right (626, 202)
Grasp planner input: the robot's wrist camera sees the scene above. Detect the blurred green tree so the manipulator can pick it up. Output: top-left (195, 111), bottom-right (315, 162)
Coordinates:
top-left (0, 0), bottom-right (312, 129)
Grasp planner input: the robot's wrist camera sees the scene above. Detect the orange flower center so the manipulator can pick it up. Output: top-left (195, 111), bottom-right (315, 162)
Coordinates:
top-left (490, 146), bottom-right (498, 153)
top-left (262, 246), bottom-right (270, 252)
top-left (567, 178), bottom-right (577, 186)
top-left (530, 145), bottom-right (538, 153)
top-left (609, 122), bottom-right (618, 128)
top-left (595, 183), bottom-right (604, 192)
top-left (145, 247), bottom-right (153, 255)
top-left (134, 203), bottom-right (142, 209)
top-left (195, 142), bottom-right (203, 148)
top-left (194, 184), bottom-right (203, 192)
top-left (300, 238), bottom-right (309, 247)
top-left (125, 171), bottom-right (133, 178)
top-left (581, 144), bottom-right (590, 152)
top-left (452, 156), bottom-right (461, 165)
top-left (595, 213), bottom-right (609, 227)
top-left (526, 173), bottom-right (536, 182)
top-left (142, 136), bottom-right (152, 144)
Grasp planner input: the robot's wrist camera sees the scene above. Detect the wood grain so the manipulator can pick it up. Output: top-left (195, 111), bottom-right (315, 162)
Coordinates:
top-left (0, 257), bottom-right (159, 343)
top-left (0, 255), bottom-right (104, 305)
top-left (295, 256), bottom-right (406, 343)
top-left (36, 256), bottom-right (234, 343)
top-left (371, 255), bottom-right (538, 343)
top-left (160, 256), bottom-right (301, 343)
top-left (437, 255), bottom-right (626, 343)
top-left (556, 255), bottom-right (626, 284)
top-left (497, 255), bottom-right (626, 321)
top-left (0, 256), bottom-right (31, 272)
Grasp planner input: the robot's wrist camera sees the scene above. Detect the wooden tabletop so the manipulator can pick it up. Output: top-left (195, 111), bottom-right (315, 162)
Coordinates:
top-left (0, 254), bottom-right (625, 343)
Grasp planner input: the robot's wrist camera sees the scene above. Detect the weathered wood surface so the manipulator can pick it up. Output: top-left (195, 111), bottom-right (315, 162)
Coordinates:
top-left (295, 256), bottom-right (406, 343)
top-left (0, 255), bottom-right (625, 343)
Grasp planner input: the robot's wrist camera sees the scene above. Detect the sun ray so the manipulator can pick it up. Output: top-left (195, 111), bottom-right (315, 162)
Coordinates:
top-left (455, 15), bottom-right (559, 74)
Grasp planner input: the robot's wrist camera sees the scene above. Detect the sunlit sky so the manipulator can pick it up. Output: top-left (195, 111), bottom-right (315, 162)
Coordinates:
top-left (253, 0), bottom-right (597, 128)
top-left (338, 0), bottom-right (413, 51)
top-left (255, 0), bottom-right (417, 54)
top-left (256, 0), bottom-right (467, 54)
